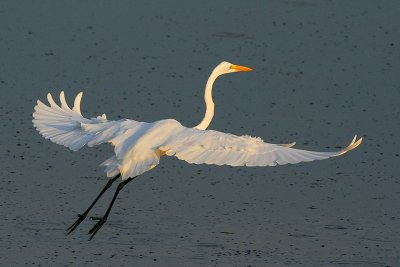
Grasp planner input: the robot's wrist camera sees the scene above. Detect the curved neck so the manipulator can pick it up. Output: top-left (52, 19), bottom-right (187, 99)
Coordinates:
top-left (194, 71), bottom-right (219, 130)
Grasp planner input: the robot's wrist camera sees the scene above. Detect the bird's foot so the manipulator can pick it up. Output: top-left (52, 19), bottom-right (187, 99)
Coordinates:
top-left (66, 213), bottom-right (87, 235)
top-left (88, 217), bottom-right (107, 240)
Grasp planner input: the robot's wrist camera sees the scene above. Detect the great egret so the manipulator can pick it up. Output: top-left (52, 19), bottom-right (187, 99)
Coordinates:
top-left (32, 61), bottom-right (362, 239)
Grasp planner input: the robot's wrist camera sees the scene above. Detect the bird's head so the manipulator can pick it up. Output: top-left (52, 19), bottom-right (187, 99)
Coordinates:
top-left (214, 61), bottom-right (253, 76)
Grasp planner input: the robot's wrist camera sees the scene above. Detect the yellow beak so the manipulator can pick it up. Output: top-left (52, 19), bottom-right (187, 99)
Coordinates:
top-left (230, 64), bottom-right (253, 72)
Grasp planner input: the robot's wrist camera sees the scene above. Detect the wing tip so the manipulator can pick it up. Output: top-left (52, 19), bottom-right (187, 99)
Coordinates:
top-left (335, 134), bottom-right (363, 157)
top-left (73, 91), bottom-right (83, 115)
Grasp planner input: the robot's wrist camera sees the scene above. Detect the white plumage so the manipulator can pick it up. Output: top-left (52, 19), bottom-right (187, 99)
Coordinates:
top-left (32, 62), bottom-right (362, 181)
top-left (33, 61), bottom-right (364, 239)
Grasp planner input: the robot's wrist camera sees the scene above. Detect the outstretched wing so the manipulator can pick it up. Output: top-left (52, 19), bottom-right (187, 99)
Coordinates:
top-left (32, 91), bottom-right (145, 151)
top-left (33, 92), bottom-right (158, 179)
top-left (160, 127), bottom-right (362, 167)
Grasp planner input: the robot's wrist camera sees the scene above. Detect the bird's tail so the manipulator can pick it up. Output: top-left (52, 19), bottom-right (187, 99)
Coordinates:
top-left (32, 91), bottom-right (107, 151)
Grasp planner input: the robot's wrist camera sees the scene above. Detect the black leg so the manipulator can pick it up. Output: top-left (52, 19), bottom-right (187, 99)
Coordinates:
top-left (88, 176), bottom-right (136, 240)
top-left (66, 174), bottom-right (121, 234)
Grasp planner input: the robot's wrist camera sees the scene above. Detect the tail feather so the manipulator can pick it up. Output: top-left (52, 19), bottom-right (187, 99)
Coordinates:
top-left (100, 156), bottom-right (120, 177)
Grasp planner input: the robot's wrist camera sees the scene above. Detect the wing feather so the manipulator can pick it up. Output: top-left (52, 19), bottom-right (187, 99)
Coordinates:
top-left (33, 91), bottom-right (363, 179)
top-left (33, 91), bottom-right (154, 179)
top-left (160, 127), bottom-right (362, 167)
top-left (32, 91), bottom-right (144, 151)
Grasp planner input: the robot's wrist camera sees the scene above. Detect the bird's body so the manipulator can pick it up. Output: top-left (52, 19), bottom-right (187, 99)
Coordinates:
top-left (32, 61), bottom-right (362, 239)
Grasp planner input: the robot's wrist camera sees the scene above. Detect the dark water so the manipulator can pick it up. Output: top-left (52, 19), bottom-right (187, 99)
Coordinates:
top-left (1, 1), bottom-right (399, 266)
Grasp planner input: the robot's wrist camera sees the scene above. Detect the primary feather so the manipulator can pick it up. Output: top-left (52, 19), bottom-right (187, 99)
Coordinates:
top-left (160, 128), bottom-right (362, 167)
top-left (33, 91), bottom-right (362, 180)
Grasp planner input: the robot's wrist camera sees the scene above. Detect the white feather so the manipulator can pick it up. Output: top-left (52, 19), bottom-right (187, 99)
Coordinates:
top-left (160, 127), bottom-right (362, 167)
top-left (32, 62), bottom-right (362, 181)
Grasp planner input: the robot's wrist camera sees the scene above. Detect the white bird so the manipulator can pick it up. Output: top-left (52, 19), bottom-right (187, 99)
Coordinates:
top-left (32, 61), bottom-right (362, 239)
